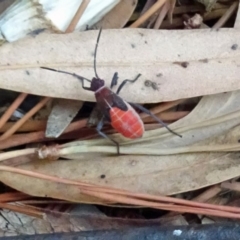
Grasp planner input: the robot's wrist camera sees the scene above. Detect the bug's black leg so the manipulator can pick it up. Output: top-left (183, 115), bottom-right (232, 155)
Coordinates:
top-left (116, 74), bottom-right (141, 95)
top-left (96, 117), bottom-right (120, 154)
top-left (40, 67), bottom-right (92, 91)
top-left (110, 72), bottom-right (119, 89)
top-left (130, 102), bottom-right (182, 138)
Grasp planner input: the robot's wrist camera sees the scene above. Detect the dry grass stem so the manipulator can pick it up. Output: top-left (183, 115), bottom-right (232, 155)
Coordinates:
top-left (192, 185), bottom-right (222, 202)
top-left (221, 182), bottom-right (240, 192)
top-left (0, 93), bottom-right (28, 130)
top-left (81, 189), bottom-right (240, 219)
top-left (140, 0), bottom-right (156, 15)
top-left (0, 201), bottom-right (43, 218)
top-left (130, 0), bottom-right (167, 27)
top-left (58, 143), bottom-right (240, 156)
top-left (143, 111), bottom-right (189, 123)
top-left (0, 120), bottom-right (47, 133)
top-left (140, 99), bottom-right (185, 119)
top-left (0, 131), bottom-right (45, 150)
top-left (0, 118), bottom-right (87, 150)
top-left (65, 0), bottom-right (91, 33)
top-left (0, 192), bottom-right (30, 202)
top-left (154, 2), bottom-right (170, 29)
top-left (0, 148), bottom-right (36, 162)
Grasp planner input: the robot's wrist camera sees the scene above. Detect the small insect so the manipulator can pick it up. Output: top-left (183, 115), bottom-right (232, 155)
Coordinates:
top-left (41, 29), bottom-right (182, 154)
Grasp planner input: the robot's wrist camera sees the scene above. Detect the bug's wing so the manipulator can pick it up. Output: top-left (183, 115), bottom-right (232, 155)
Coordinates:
top-left (111, 93), bottom-right (128, 111)
top-left (95, 87), bottom-right (128, 122)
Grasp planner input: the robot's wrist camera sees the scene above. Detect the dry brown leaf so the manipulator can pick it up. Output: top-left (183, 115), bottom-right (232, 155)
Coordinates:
top-left (94, 0), bottom-right (138, 29)
top-left (0, 29), bottom-right (240, 103)
top-left (0, 0), bottom-right (14, 15)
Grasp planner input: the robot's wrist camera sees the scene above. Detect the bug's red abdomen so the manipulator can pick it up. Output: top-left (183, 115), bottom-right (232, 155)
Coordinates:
top-left (110, 105), bottom-right (144, 139)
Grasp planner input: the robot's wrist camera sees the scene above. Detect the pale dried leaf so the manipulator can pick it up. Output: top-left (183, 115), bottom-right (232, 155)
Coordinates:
top-left (1, 91), bottom-right (240, 201)
top-left (0, 152), bottom-right (239, 203)
top-left (0, 29), bottom-right (240, 103)
top-left (45, 99), bottom-right (83, 138)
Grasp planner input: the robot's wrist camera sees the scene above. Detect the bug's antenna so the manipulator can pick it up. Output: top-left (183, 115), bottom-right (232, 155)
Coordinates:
top-left (40, 67), bottom-right (91, 82)
top-left (94, 28), bottom-right (102, 79)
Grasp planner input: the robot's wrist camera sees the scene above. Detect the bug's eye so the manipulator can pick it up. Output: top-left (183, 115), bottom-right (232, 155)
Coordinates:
top-left (91, 78), bottom-right (104, 91)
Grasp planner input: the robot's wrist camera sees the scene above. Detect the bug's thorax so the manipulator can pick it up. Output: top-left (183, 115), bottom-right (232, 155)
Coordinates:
top-left (95, 85), bottom-right (113, 99)
top-left (95, 85), bottom-right (107, 93)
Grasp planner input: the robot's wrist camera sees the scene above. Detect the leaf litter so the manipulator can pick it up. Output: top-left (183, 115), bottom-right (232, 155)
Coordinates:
top-left (0, 0), bottom-right (240, 236)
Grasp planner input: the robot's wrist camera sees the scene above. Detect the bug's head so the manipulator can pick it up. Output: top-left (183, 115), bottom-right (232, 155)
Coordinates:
top-left (90, 77), bottom-right (105, 91)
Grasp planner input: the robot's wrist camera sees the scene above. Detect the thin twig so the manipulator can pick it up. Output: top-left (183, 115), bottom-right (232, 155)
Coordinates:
top-left (0, 120), bottom-right (46, 133)
top-left (162, 185), bottom-right (222, 218)
top-left (143, 111), bottom-right (189, 123)
top-left (0, 192), bottom-right (30, 202)
top-left (221, 182), bottom-right (240, 192)
top-left (0, 131), bottom-right (45, 150)
top-left (192, 185), bottom-right (222, 202)
top-left (81, 189), bottom-right (240, 219)
top-left (0, 118), bottom-right (87, 150)
top-left (140, 0), bottom-right (156, 15)
top-left (0, 202), bottom-right (43, 218)
top-left (0, 93), bottom-right (28, 130)
top-left (212, 1), bottom-right (238, 29)
top-left (154, 2), bottom-right (170, 29)
top-left (129, 0), bottom-right (167, 28)
top-left (65, 0), bottom-right (91, 33)
top-left (0, 97), bottom-right (51, 141)
top-left (19, 200), bottom-right (67, 205)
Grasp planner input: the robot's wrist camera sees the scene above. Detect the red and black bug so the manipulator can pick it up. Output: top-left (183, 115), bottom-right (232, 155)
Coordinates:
top-left (41, 28), bottom-right (181, 154)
